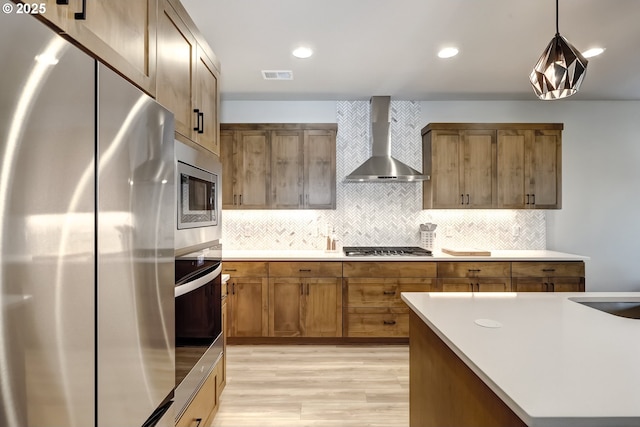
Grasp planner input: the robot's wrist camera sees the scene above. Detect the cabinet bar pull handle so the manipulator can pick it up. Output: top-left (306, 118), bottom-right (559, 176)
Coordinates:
top-left (383, 320), bottom-right (396, 325)
top-left (305, 194), bottom-right (309, 206)
top-left (542, 268), bottom-right (555, 272)
top-left (525, 194), bottom-right (530, 205)
top-left (239, 194), bottom-right (242, 205)
top-left (198, 111), bottom-right (204, 134)
top-left (460, 194), bottom-right (464, 205)
top-left (299, 194), bottom-right (303, 205)
top-left (300, 283), bottom-right (304, 295)
top-left (468, 269), bottom-right (481, 273)
top-left (232, 283), bottom-right (235, 295)
top-left (466, 194), bottom-right (470, 205)
top-left (299, 269), bottom-right (312, 272)
top-left (224, 268), bottom-right (237, 272)
top-left (306, 283), bottom-right (310, 295)
top-left (549, 282), bottom-right (555, 291)
top-left (56, 0), bottom-right (69, 4)
top-left (383, 290), bottom-right (396, 295)
top-left (74, 0), bottom-right (86, 19)
top-left (233, 194), bottom-right (237, 205)
top-left (193, 109), bottom-right (201, 132)
top-left (194, 418), bottom-right (203, 427)
top-left (531, 194), bottom-right (536, 205)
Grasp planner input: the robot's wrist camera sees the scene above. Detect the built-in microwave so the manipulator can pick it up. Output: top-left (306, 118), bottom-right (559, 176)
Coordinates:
top-left (177, 161), bottom-right (218, 229)
top-left (175, 140), bottom-right (221, 252)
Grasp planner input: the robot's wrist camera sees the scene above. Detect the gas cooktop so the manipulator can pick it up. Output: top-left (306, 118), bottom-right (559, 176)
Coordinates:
top-left (343, 246), bottom-right (432, 257)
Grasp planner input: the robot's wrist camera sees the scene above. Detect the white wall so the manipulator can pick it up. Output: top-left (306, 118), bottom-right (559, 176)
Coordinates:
top-left (221, 99), bottom-right (640, 292)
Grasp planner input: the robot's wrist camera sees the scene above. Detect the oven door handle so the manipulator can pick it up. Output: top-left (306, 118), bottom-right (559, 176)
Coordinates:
top-left (175, 264), bottom-right (222, 298)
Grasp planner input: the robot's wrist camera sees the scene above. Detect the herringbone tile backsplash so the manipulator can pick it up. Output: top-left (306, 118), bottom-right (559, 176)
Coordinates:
top-left (222, 101), bottom-right (545, 251)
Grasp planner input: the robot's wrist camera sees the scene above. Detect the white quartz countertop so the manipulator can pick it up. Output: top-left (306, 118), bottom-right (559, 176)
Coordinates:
top-left (401, 292), bottom-right (640, 427)
top-left (222, 249), bottom-right (589, 262)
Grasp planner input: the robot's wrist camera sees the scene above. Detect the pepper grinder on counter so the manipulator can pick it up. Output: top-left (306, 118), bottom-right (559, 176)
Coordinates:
top-left (325, 226), bottom-right (338, 252)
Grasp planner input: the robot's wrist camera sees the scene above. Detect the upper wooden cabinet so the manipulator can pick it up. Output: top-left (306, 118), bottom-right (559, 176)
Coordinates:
top-left (497, 128), bottom-right (562, 209)
top-left (156, 0), bottom-right (220, 155)
top-left (221, 124), bottom-right (337, 210)
top-left (220, 129), bottom-right (271, 209)
top-left (422, 123), bottom-right (563, 209)
top-left (33, 0), bottom-right (158, 95)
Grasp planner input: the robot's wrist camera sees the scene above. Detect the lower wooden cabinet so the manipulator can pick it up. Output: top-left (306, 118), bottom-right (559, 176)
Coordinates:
top-left (343, 264), bottom-right (438, 338)
top-left (438, 262), bottom-right (512, 292)
top-left (511, 262), bottom-right (585, 292)
top-left (224, 262), bottom-right (269, 337)
top-left (269, 277), bottom-right (342, 337)
top-left (176, 361), bottom-right (222, 427)
top-left (224, 260), bottom-right (586, 341)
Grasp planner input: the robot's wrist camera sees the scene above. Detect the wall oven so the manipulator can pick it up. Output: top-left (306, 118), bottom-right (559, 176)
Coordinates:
top-left (174, 140), bottom-right (223, 421)
top-left (174, 244), bottom-right (222, 420)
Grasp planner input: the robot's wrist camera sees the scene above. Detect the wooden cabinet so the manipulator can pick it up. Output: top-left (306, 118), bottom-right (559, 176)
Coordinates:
top-left (221, 130), bottom-right (271, 208)
top-left (423, 123), bottom-right (563, 210)
top-left (512, 262), bottom-right (585, 292)
top-left (221, 124), bottom-right (337, 209)
top-left (176, 361), bottom-right (221, 427)
top-left (438, 262), bottom-right (512, 292)
top-left (33, 0), bottom-right (157, 95)
top-left (223, 262), bottom-right (269, 337)
top-left (157, 0), bottom-right (220, 154)
top-left (423, 128), bottom-right (496, 208)
top-left (268, 262), bottom-right (342, 337)
top-left (343, 262), bottom-right (438, 337)
top-left (497, 128), bottom-right (562, 209)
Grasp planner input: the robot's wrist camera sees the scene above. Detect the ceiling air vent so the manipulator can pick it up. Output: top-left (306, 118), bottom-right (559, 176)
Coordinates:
top-left (262, 70), bottom-right (293, 80)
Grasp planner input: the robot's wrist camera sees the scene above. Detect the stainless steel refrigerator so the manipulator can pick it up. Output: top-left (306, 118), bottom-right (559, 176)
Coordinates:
top-left (1, 11), bottom-right (175, 427)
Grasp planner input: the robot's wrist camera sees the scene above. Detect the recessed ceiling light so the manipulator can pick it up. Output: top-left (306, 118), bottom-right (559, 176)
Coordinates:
top-left (582, 47), bottom-right (605, 58)
top-left (438, 47), bottom-right (459, 59)
top-left (292, 46), bottom-right (313, 59)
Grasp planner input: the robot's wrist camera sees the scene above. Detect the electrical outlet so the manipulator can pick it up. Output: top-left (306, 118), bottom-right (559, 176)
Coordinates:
top-left (512, 225), bottom-right (521, 237)
top-left (444, 226), bottom-right (453, 238)
top-left (243, 224), bottom-right (251, 237)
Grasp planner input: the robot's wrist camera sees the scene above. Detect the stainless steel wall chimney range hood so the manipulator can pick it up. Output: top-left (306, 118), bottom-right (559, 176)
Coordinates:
top-left (345, 96), bottom-right (429, 182)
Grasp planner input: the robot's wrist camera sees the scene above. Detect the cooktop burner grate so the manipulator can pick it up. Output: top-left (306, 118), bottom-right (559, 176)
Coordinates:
top-left (343, 246), bottom-right (432, 257)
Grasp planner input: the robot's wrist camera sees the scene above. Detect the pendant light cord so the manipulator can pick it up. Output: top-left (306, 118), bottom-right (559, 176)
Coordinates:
top-left (556, 0), bottom-right (560, 35)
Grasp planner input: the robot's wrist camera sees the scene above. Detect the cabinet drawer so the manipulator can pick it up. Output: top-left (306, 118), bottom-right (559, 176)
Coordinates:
top-left (346, 278), bottom-right (438, 307)
top-left (343, 262), bottom-right (437, 278)
top-left (511, 262), bottom-right (584, 277)
top-left (269, 261), bottom-right (342, 277)
top-left (438, 262), bottom-right (510, 278)
top-left (441, 277), bottom-right (512, 292)
top-left (176, 364), bottom-right (218, 427)
top-left (346, 308), bottom-right (409, 337)
top-left (222, 261), bottom-right (268, 276)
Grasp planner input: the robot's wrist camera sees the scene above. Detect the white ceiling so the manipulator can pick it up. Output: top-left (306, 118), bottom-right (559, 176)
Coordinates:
top-left (182, 0), bottom-right (640, 101)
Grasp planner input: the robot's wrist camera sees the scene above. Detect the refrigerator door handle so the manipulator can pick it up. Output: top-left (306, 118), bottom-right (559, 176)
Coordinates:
top-left (175, 264), bottom-right (222, 298)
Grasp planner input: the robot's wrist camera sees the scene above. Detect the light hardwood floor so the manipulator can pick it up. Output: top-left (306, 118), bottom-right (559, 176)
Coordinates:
top-left (212, 345), bottom-right (409, 427)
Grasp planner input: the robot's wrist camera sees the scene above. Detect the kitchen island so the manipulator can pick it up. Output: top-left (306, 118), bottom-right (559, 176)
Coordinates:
top-left (401, 292), bottom-right (640, 427)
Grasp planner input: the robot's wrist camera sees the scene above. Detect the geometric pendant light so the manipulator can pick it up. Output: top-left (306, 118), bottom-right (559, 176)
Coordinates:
top-left (529, 0), bottom-right (588, 100)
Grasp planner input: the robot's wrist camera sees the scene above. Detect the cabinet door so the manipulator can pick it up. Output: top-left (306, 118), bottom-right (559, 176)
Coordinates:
top-left (549, 277), bottom-right (584, 292)
top-left (271, 130), bottom-right (304, 208)
top-left (497, 129), bottom-right (529, 208)
top-left (157, 0), bottom-right (195, 139)
top-left (229, 277), bottom-right (268, 337)
top-left (512, 278), bottom-right (550, 292)
top-left (304, 278), bottom-right (342, 337)
top-left (39, 0), bottom-right (157, 94)
top-left (234, 131), bottom-right (270, 208)
top-left (194, 47), bottom-right (220, 155)
top-left (462, 130), bottom-right (495, 207)
top-left (441, 279), bottom-right (474, 292)
top-left (475, 278), bottom-right (511, 292)
top-left (431, 131), bottom-right (462, 208)
top-left (528, 130), bottom-right (561, 209)
top-left (220, 130), bottom-right (235, 208)
top-left (304, 130), bottom-right (336, 209)
top-left (269, 278), bottom-right (303, 337)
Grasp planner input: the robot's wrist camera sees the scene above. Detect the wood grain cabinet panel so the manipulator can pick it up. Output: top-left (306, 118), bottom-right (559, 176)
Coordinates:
top-left (270, 261), bottom-right (342, 278)
top-left (157, 0), bottom-right (220, 154)
top-left (511, 261), bottom-right (585, 292)
top-left (221, 124), bottom-right (336, 209)
top-left (423, 123), bottom-right (563, 210)
top-left (35, 0), bottom-right (157, 95)
top-left (268, 277), bottom-right (342, 337)
top-left (343, 263), bottom-right (438, 338)
top-left (497, 129), bottom-right (562, 209)
top-left (439, 262), bottom-right (511, 292)
top-left (176, 362), bottom-right (219, 427)
top-left (224, 262), bottom-right (269, 337)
